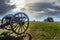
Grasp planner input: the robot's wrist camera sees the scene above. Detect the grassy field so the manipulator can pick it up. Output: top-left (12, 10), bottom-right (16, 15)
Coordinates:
top-left (27, 22), bottom-right (60, 40)
top-left (0, 22), bottom-right (60, 40)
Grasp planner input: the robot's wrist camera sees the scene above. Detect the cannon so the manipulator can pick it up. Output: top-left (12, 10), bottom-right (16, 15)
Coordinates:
top-left (0, 12), bottom-right (29, 35)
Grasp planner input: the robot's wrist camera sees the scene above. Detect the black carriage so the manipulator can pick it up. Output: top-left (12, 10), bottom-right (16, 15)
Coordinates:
top-left (0, 12), bottom-right (29, 35)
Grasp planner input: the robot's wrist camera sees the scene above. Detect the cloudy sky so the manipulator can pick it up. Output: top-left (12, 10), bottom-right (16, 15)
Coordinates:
top-left (0, 0), bottom-right (60, 21)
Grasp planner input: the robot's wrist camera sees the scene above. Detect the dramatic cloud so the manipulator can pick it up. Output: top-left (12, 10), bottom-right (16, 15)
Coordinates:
top-left (25, 2), bottom-right (60, 17)
top-left (25, 0), bottom-right (57, 3)
top-left (0, 0), bottom-right (15, 15)
top-left (28, 3), bottom-right (60, 11)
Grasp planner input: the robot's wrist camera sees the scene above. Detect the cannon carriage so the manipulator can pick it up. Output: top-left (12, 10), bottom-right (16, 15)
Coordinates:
top-left (0, 12), bottom-right (29, 35)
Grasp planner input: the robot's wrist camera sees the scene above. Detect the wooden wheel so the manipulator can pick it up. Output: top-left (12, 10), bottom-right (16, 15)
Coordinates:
top-left (1, 14), bottom-right (13, 30)
top-left (10, 12), bottom-right (29, 35)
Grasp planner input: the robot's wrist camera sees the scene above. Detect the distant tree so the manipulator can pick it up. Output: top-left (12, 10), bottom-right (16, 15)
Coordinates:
top-left (44, 19), bottom-right (47, 22)
top-left (33, 20), bottom-right (35, 22)
top-left (44, 17), bottom-right (54, 22)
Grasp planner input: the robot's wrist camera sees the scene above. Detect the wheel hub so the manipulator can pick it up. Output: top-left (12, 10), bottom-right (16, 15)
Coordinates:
top-left (19, 20), bottom-right (25, 26)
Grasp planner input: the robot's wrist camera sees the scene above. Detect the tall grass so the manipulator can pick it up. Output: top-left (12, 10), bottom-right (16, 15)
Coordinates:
top-left (0, 22), bottom-right (60, 40)
top-left (27, 22), bottom-right (60, 40)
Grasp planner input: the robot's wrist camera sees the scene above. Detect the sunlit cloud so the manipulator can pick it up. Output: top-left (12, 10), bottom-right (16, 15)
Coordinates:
top-left (8, 0), bottom-right (25, 9)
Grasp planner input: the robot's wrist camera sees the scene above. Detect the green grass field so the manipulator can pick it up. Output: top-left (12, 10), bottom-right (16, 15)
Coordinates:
top-left (0, 22), bottom-right (60, 40)
top-left (27, 22), bottom-right (60, 40)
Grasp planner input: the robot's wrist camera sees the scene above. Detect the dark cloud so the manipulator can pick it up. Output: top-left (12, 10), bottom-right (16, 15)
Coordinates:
top-left (0, 0), bottom-right (15, 15)
top-left (26, 2), bottom-right (60, 18)
top-left (35, 11), bottom-right (60, 18)
top-left (28, 2), bottom-right (60, 11)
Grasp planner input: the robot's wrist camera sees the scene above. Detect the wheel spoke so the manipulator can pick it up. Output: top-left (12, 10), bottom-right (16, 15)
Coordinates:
top-left (18, 27), bottom-right (20, 33)
top-left (24, 24), bottom-right (27, 28)
top-left (23, 17), bottom-right (26, 21)
top-left (18, 14), bottom-right (19, 17)
top-left (21, 13), bottom-right (22, 17)
top-left (23, 26), bottom-right (25, 31)
top-left (14, 25), bottom-right (18, 31)
top-left (21, 26), bottom-right (22, 33)
top-left (13, 23), bottom-right (18, 29)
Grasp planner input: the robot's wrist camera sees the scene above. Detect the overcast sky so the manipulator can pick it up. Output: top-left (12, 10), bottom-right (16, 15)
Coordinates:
top-left (0, 0), bottom-right (60, 21)
top-left (25, 0), bottom-right (60, 21)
